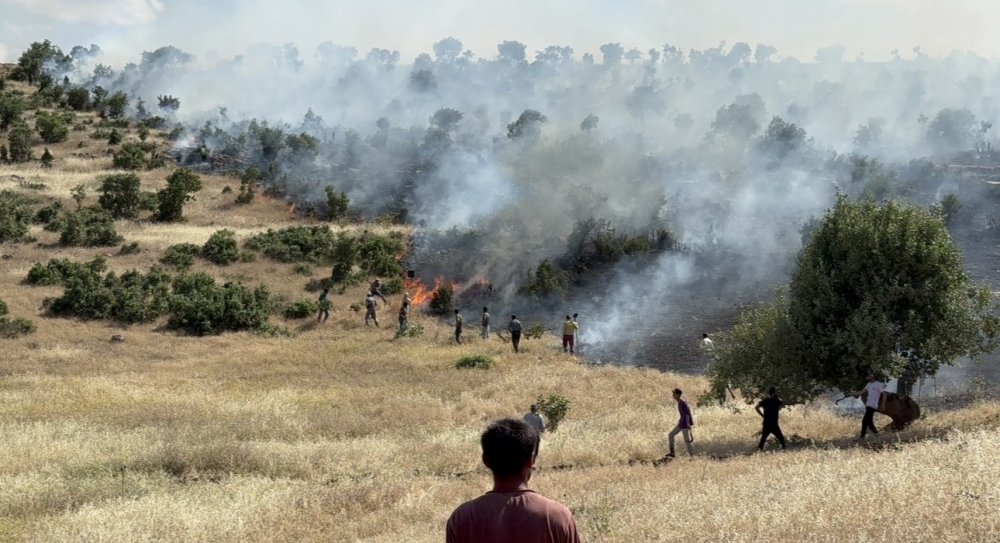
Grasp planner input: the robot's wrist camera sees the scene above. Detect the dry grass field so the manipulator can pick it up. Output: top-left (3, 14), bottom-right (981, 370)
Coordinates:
top-left (2, 80), bottom-right (1000, 542)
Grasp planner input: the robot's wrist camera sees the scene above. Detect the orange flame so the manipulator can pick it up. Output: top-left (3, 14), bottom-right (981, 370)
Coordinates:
top-left (404, 277), bottom-right (460, 308)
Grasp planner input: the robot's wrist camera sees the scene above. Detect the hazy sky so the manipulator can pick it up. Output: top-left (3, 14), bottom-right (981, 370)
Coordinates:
top-left (2, 0), bottom-right (1000, 65)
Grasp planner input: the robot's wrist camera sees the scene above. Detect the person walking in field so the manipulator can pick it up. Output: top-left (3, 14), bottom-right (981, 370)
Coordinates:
top-left (398, 299), bottom-right (409, 334)
top-left (446, 419), bottom-right (580, 543)
top-left (364, 292), bottom-right (380, 327)
top-left (523, 404), bottom-right (545, 458)
top-left (454, 309), bottom-right (464, 344)
top-left (317, 288), bottom-right (331, 322)
top-left (481, 307), bottom-right (491, 339)
top-left (755, 387), bottom-right (787, 451)
top-left (666, 388), bottom-right (694, 458)
top-left (509, 315), bottom-right (523, 353)
top-left (853, 374), bottom-right (885, 440)
top-left (562, 315), bottom-right (579, 355)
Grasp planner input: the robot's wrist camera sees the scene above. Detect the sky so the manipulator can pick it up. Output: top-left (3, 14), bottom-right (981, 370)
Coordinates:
top-left (2, 0), bottom-right (1000, 65)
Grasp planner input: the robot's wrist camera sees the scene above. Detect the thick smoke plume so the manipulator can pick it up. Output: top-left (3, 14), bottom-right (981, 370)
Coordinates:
top-left (46, 39), bottom-right (1000, 367)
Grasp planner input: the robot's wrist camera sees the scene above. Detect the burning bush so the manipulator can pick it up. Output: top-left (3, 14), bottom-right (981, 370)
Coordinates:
top-left (428, 282), bottom-right (455, 316)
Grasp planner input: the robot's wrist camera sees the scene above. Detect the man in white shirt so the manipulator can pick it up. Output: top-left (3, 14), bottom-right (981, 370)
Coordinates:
top-left (700, 333), bottom-right (714, 352)
top-left (854, 374), bottom-right (885, 439)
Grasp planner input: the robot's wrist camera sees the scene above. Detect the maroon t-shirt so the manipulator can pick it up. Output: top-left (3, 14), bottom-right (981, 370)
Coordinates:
top-left (446, 490), bottom-right (580, 543)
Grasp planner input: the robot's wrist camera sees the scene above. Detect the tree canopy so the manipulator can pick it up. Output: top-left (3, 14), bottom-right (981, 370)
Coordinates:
top-left (708, 197), bottom-right (1000, 404)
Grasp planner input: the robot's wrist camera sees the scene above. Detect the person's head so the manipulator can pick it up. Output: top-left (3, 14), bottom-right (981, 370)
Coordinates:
top-left (530, 404), bottom-right (538, 413)
top-left (672, 388), bottom-right (683, 401)
top-left (572, 313), bottom-right (578, 319)
top-left (511, 315), bottom-right (517, 320)
top-left (483, 306), bottom-right (488, 313)
top-left (454, 309), bottom-right (460, 315)
top-left (481, 419), bottom-right (537, 480)
top-left (702, 333), bottom-right (709, 339)
top-left (565, 315), bottom-right (571, 321)
top-left (404, 291), bottom-right (410, 297)
top-left (768, 387), bottom-right (777, 397)
top-left (866, 373), bottom-right (876, 382)
top-left (322, 288), bottom-right (329, 293)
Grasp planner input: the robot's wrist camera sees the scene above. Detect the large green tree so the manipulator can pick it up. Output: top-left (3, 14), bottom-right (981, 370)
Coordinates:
top-left (708, 197), bottom-right (1000, 403)
top-left (155, 168), bottom-right (203, 222)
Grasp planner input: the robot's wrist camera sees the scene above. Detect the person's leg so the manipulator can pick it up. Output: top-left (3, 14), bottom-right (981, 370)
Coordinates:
top-left (758, 426), bottom-right (771, 450)
top-left (667, 425), bottom-right (680, 456)
top-left (861, 407), bottom-right (876, 438)
top-left (512, 333), bottom-right (520, 352)
top-left (774, 425), bottom-right (786, 449)
top-left (562, 335), bottom-right (569, 352)
top-left (568, 335), bottom-right (575, 355)
top-left (682, 429), bottom-right (694, 456)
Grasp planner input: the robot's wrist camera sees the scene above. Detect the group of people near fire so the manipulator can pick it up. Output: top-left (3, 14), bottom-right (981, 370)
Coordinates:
top-left (321, 278), bottom-right (891, 542)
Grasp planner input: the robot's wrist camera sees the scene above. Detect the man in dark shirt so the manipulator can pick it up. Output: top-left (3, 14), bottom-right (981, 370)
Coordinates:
top-left (509, 315), bottom-right (523, 353)
top-left (446, 419), bottom-right (580, 543)
top-left (755, 387), bottom-right (787, 451)
top-left (454, 309), bottom-right (463, 344)
top-left (667, 388), bottom-right (694, 457)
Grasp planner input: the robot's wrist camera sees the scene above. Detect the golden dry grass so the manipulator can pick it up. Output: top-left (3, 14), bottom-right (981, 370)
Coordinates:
top-left (2, 98), bottom-right (1000, 542)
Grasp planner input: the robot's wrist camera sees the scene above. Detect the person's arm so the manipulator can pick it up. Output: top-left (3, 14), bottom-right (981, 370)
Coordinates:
top-left (755, 401), bottom-right (764, 418)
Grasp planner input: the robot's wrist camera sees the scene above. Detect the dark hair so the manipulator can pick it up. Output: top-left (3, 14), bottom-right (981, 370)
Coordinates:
top-left (483, 306), bottom-right (488, 312)
top-left (673, 388), bottom-right (683, 396)
top-left (511, 315), bottom-right (517, 319)
top-left (565, 315), bottom-right (571, 319)
top-left (454, 309), bottom-right (460, 314)
top-left (769, 387), bottom-right (776, 396)
top-left (573, 313), bottom-right (578, 318)
top-left (481, 419), bottom-right (537, 478)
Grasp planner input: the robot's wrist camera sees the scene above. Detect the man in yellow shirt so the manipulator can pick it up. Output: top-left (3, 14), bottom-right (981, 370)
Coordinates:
top-left (562, 315), bottom-right (579, 355)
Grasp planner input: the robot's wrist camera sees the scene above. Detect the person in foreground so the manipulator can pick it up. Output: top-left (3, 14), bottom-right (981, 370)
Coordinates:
top-left (446, 419), bottom-right (580, 543)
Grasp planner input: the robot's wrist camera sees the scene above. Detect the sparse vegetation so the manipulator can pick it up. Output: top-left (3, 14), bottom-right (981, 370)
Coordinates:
top-left (456, 354), bottom-right (494, 369)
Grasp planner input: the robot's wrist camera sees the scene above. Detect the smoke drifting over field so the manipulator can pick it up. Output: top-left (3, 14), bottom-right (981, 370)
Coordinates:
top-left (51, 39), bottom-right (1000, 365)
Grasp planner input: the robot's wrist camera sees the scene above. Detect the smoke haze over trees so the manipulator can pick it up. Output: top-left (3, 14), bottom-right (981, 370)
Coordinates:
top-left (19, 37), bottom-right (1000, 363)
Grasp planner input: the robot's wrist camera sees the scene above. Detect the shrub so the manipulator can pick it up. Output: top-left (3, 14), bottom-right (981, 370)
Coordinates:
top-left (167, 273), bottom-right (273, 335)
top-left (244, 225), bottom-right (337, 263)
top-left (457, 354), bottom-right (494, 369)
top-left (201, 229), bottom-right (240, 265)
top-left (0, 91), bottom-right (25, 131)
top-left (161, 243), bottom-right (200, 270)
top-left (429, 282), bottom-right (454, 316)
top-left (536, 394), bottom-right (571, 432)
top-left (46, 266), bottom-right (172, 323)
top-left (292, 263), bottom-right (314, 276)
top-left (519, 259), bottom-right (569, 299)
top-left (0, 317), bottom-right (35, 338)
top-left (283, 299), bottom-right (318, 319)
top-left (7, 121), bottom-right (33, 163)
top-left (59, 207), bottom-right (123, 247)
top-left (0, 190), bottom-right (34, 243)
top-left (108, 128), bottom-right (122, 145)
top-left (26, 256), bottom-right (107, 286)
top-left (155, 168), bottom-right (203, 222)
top-left (381, 276), bottom-right (404, 295)
top-left (236, 167), bottom-right (259, 205)
top-left (395, 323), bottom-right (425, 339)
top-left (66, 86), bottom-right (90, 110)
top-left (119, 242), bottom-right (141, 255)
top-left (33, 200), bottom-right (62, 225)
top-left (112, 142), bottom-right (147, 170)
top-left (35, 111), bottom-right (69, 143)
top-left (97, 173), bottom-right (143, 219)
top-left (71, 183), bottom-right (87, 210)
top-left (525, 321), bottom-right (546, 340)
top-left (325, 186), bottom-right (350, 220)
top-left (0, 298), bottom-right (6, 316)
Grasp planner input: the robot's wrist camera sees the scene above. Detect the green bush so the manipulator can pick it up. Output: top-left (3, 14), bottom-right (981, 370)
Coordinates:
top-left (236, 167), bottom-right (259, 205)
top-left (7, 121), bottom-right (33, 163)
top-left (97, 173), bottom-right (143, 219)
top-left (35, 111), bottom-right (69, 143)
top-left (26, 256), bottom-right (107, 286)
top-left (0, 317), bottom-right (35, 339)
top-left (107, 128), bottom-right (122, 145)
top-left (160, 243), bottom-right (200, 270)
top-left (0, 190), bottom-right (35, 242)
top-left (325, 186), bottom-right (350, 220)
top-left (282, 299), bottom-right (318, 319)
top-left (244, 225), bottom-right (337, 263)
top-left (536, 394), bottom-right (571, 432)
top-left (46, 266), bottom-right (172, 324)
top-left (33, 200), bottom-right (63, 225)
top-left (525, 321), bottom-right (546, 340)
top-left (59, 207), bottom-right (123, 247)
top-left (0, 298), bottom-right (6, 317)
top-left (381, 276), bottom-right (404, 295)
top-left (395, 323), bottom-right (425, 339)
top-left (66, 87), bottom-right (89, 110)
top-left (167, 273), bottom-right (273, 335)
top-left (292, 263), bottom-right (314, 276)
top-left (119, 242), bottom-right (141, 255)
top-left (520, 259), bottom-right (569, 299)
top-left (112, 142), bottom-right (147, 170)
top-left (456, 354), bottom-right (494, 369)
top-left (155, 168), bottom-right (203, 222)
top-left (201, 229), bottom-right (240, 265)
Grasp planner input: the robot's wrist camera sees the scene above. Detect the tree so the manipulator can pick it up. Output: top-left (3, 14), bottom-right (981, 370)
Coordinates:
top-left (708, 197), bottom-right (1000, 404)
top-left (430, 108), bottom-right (463, 131)
top-left (600, 43), bottom-right (624, 66)
top-left (71, 183), bottom-right (87, 210)
top-left (157, 95), bottom-right (180, 113)
top-left (756, 116), bottom-right (807, 160)
top-left (0, 92), bottom-right (26, 131)
top-left (325, 186), bottom-right (350, 221)
top-left (12, 40), bottom-right (68, 85)
top-left (507, 109), bottom-right (547, 140)
top-left (155, 168), bottom-right (203, 222)
top-left (433, 37), bottom-right (463, 62)
top-left (98, 173), bottom-right (143, 218)
top-left (66, 87), bottom-right (90, 110)
top-left (7, 121), bottom-right (33, 163)
top-left (113, 143), bottom-right (147, 170)
top-left (497, 41), bottom-right (527, 63)
top-left (236, 166), bottom-right (259, 205)
top-left (105, 91), bottom-right (129, 119)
